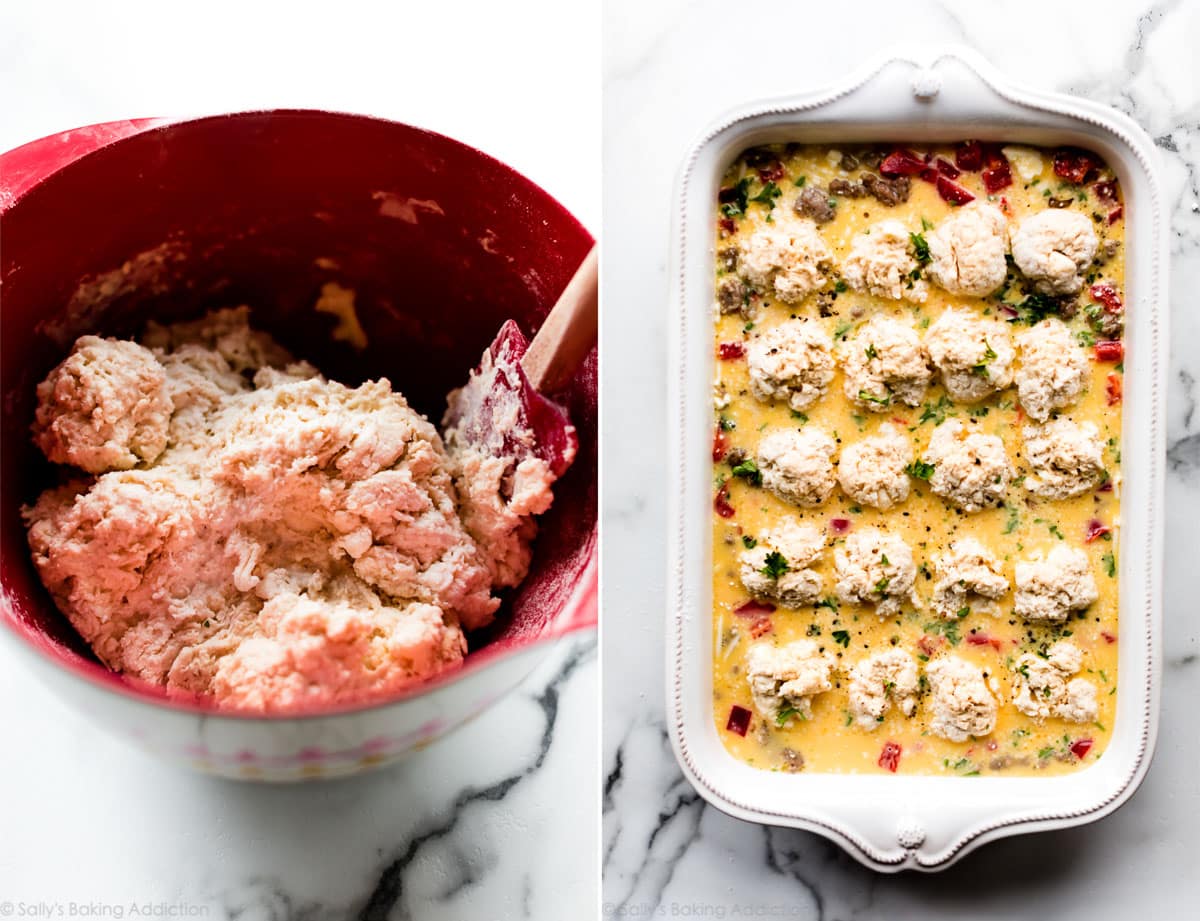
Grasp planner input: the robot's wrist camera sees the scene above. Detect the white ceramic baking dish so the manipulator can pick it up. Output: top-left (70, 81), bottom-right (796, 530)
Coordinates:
top-left (666, 48), bottom-right (1167, 871)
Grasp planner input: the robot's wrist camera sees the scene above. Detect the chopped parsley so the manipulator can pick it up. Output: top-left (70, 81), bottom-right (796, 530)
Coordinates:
top-left (791, 410), bottom-right (809, 424)
top-left (874, 576), bottom-right (891, 595)
top-left (776, 706), bottom-right (802, 726)
top-left (909, 232), bottom-right (932, 265)
top-left (718, 415), bottom-right (735, 432)
top-left (731, 458), bottom-right (763, 487)
top-left (761, 551), bottom-right (790, 580)
top-left (1102, 552), bottom-right (1117, 577)
top-left (834, 279), bottom-right (848, 293)
top-left (793, 175), bottom-right (807, 188)
top-left (831, 629), bottom-right (852, 648)
top-left (924, 620), bottom-right (962, 646)
top-left (720, 177), bottom-right (752, 217)
top-left (1003, 505), bottom-right (1021, 534)
top-left (750, 180), bottom-right (782, 210)
top-left (1004, 292), bottom-right (1060, 325)
top-left (955, 606), bottom-right (970, 619)
top-left (741, 535), bottom-right (758, 549)
top-left (918, 395), bottom-right (956, 426)
top-left (815, 597), bottom-right (839, 613)
top-left (905, 460), bottom-right (935, 480)
top-left (865, 343), bottom-right (879, 359)
top-left (833, 320), bottom-right (853, 341)
top-left (857, 389), bottom-right (890, 406)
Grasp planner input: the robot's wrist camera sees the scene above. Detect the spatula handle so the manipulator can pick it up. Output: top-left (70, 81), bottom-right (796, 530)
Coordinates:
top-left (521, 245), bottom-right (598, 393)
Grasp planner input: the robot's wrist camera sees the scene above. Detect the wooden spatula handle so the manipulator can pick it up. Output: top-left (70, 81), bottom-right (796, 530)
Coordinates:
top-left (521, 245), bottom-right (598, 393)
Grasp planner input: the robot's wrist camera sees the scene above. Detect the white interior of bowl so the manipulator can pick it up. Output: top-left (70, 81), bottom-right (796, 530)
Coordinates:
top-left (667, 48), bottom-right (1167, 871)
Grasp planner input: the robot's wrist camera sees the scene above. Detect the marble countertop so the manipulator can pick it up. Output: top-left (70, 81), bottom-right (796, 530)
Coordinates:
top-left (602, 0), bottom-right (1199, 915)
top-left (0, 2), bottom-right (598, 919)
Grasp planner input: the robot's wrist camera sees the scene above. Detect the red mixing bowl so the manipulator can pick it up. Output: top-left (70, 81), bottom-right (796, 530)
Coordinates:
top-left (0, 111), bottom-right (597, 779)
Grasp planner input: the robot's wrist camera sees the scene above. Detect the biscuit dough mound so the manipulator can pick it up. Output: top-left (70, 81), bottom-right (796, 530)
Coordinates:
top-left (745, 639), bottom-right (835, 726)
top-left (32, 337), bottom-right (172, 474)
top-left (926, 656), bottom-right (998, 742)
top-left (1011, 209), bottom-right (1098, 295)
top-left (837, 424), bottom-right (912, 510)
top-left (1023, 418), bottom-right (1106, 499)
top-left (757, 428), bottom-right (837, 507)
top-left (846, 649), bottom-right (919, 730)
top-left (833, 527), bottom-right (916, 618)
top-left (841, 221), bottom-right (928, 302)
top-left (746, 321), bottom-right (835, 412)
top-left (23, 308), bottom-right (556, 713)
top-left (925, 202), bottom-right (1009, 297)
top-left (1015, 319), bottom-right (1089, 422)
top-left (923, 419), bottom-right (1012, 512)
top-left (1014, 546), bottom-right (1099, 623)
top-left (739, 522), bottom-right (825, 607)
top-left (929, 538), bottom-right (1008, 620)
top-left (925, 310), bottom-right (1015, 403)
top-left (840, 315), bottom-right (932, 411)
top-left (738, 210), bottom-right (834, 304)
top-left (1011, 641), bottom-right (1099, 724)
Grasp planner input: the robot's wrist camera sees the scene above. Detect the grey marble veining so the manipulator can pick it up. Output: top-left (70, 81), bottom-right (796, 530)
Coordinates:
top-left (602, 0), bottom-right (1199, 915)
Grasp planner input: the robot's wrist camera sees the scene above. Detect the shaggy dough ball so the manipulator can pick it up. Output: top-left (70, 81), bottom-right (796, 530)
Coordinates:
top-left (846, 649), bottom-right (919, 729)
top-left (926, 655), bottom-right (998, 742)
top-left (739, 522), bottom-right (826, 607)
top-left (841, 220), bottom-right (927, 301)
top-left (23, 308), bottom-right (563, 713)
top-left (833, 527), bottom-right (916, 618)
top-left (738, 209), bottom-right (834, 304)
top-left (925, 309), bottom-right (1015, 403)
top-left (1015, 319), bottom-right (1089, 422)
top-left (1023, 418), bottom-right (1106, 499)
top-left (929, 538), bottom-right (1008, 620)
top-left (839, 315), bottom-right (932, 411)
top-left (923, 419), bottom-right (1012, 512)
top-left (1011, 209), bottom-right (1098, 295)
top-left (1014, 546), bottom-right (1099, 623)
top-left (746, 321), bottom-right (835, 412)
top-left (1011, 641), bottom-right (1099, 724)
top-left (745, 639), bottom-right (835, 726)
top-left (32, 336), bottom-right (172, 474)
top-left (757, 428), bottom-right (837, 507)
top-left (837, 423), bottom-right (912, 510)
top-left (925, 202), bottom-right (1009, 297)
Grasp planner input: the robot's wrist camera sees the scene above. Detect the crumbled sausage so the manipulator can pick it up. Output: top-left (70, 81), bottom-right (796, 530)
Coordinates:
top-left (794, 187), bottom-right (837, 224)
top-left (861, 173), bottom-right (911, 206)
top-left (717, 276), bottom-right (747, 314)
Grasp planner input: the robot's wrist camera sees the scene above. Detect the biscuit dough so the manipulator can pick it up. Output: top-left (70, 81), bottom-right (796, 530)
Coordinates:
top-left (23, 308), bottom-right (561, 712)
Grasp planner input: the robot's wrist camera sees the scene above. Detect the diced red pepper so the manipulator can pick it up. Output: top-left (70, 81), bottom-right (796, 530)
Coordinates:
top-left (1085, 519), bottom-right (1112, 543)
top-left (891, 416), bottom-right (909, 426)
top-left (734, 598), bottom-right (777, 616)
top-left (1106, 373), bottom-right (1123, 406)
top-left (1093, 179), bottom-right (1119, 203)
top-left (713, 425), bottom-right (729, 462)
top-left (936, 157), bottom-right (960, 179)
top-left (714, 483), bottom-right (735, 518)
top-left (982, 161), bottom-right (1013, 193)
top-left (936, 175), bottom-right (975, 205)
top-left (1070, 738), bottom-right (1094, 759)
top-left (718, 341), bottom-right (745, 360)
top-left (1101, 630), bottom-right (1117, 644)
top-left (748, 616), bottom-right (773, 639)
top-left (998, 196), bottom-right (1012, 216)
top-left (727, 705), bottom-right (753, 736)
top-left (966, 632), bottom-right (1003, 651)
top-left (879, 148), bottom-right (927, 177)
top-left (718, 217), bottom-right (736, 236)
top-left (878, 741), bottom-right (902, 773)
top-left (1107, 205), bottom-right (1124, 224)
top-left (1089, 283), bottom-right (1123, 312)
top-left (757, 161), bottom-right (785, 182)
top-left (1094, 340), bottom-right (1124, 362)
top-left (1098, 480), bottom-right (1114, 493)
top-left (829, 517), bottom-right (851, 535)
top-left (917, 634), bottom-right (943, 657)
top-left (1053, 148), bottom-right (1100, 184)
top-left (955, 141), bottom-right (984, 171)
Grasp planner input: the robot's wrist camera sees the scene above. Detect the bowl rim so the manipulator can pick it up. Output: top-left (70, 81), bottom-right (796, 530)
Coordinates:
top-left (0, 108), bottom-right (597, 723)
top-left (665, 46), bottom-right (1167, 871)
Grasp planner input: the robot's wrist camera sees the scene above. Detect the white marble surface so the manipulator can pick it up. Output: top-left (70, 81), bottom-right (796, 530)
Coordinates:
top-left (602, 0), bottom-right (1200, 914)
top-left (0, 2), bottom-right (598, 919)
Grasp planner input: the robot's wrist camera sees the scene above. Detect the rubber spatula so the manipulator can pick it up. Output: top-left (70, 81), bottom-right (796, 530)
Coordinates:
top-left (443, 245), bottom-right (598, 479)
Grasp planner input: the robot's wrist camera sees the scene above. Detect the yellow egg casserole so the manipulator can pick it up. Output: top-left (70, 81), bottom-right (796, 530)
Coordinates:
top-left (710, 142), bottom-right (1125, 777)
